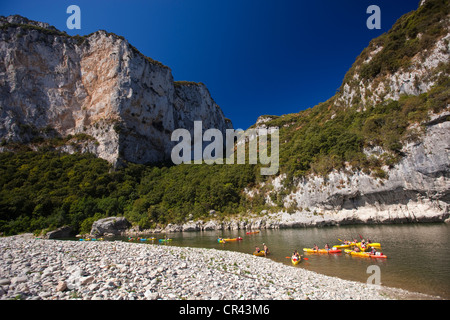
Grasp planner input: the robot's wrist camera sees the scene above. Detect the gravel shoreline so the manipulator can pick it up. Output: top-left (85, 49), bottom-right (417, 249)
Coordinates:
top-left (0, 234), bottom-right (437, 300)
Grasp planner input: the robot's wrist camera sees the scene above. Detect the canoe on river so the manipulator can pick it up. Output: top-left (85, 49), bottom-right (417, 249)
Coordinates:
top-left (345, 249), bottom-right (387, 258)
top-left (291, 257), bottom-right (301, 265)
top-left (253, 250), bottom-right (266, 257)
top-left (222, 237), bottom-right (243, 242)
top-left (303, 248), bottom-right (342, 254)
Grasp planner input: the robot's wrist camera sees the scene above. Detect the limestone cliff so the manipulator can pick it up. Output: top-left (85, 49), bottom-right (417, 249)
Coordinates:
top-left (0, 15), bottom-right (232, 165)
top-left (266, 111), bottom-right (450, 227)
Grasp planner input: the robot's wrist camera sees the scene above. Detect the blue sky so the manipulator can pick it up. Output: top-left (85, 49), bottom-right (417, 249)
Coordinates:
top-left (1, 1), bottom-right (420, 129)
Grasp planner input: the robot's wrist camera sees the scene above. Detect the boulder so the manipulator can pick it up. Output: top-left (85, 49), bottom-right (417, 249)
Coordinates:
top-left (90, 217), bottom-right (131, 237)
top-left (182, 221), bottom-right (200, 232)
top-left (164, 223), bottom-right (182, 232)
top-left (46, 226), bottom-right (74, 239)
top-left (203, 220), bottom-right (219, 231)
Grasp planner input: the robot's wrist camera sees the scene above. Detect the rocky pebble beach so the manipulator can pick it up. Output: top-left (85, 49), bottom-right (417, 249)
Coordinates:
top-left (0, 234), bottom-right (433, 300)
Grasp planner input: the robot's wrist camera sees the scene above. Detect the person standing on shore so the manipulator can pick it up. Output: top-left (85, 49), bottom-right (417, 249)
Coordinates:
top-left (263, 243), bottom-right (269, 256)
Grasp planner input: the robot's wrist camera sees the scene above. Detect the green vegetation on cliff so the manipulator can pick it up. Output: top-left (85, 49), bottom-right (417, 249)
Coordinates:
top-left (344, 0), bottom-right (449, 83)
top-left (0, 152), bottom-right (259, 235)
top-left (268, 72), bottom-right (448, 182)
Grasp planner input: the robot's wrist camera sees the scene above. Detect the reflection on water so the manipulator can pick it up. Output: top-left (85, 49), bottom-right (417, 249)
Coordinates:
top-left (118, 223), bottom-right (450, 299)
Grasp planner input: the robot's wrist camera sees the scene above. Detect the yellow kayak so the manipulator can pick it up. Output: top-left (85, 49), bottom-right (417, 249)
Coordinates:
top-left (345, 249), bottom-right (369, 256)
top-left (335, 242), bottom-right (380, 249)
top-left (303, 248), bottom-right (341, 254)
top-left (345, 249), bottom-right (387, 258)
top-left (352, 251), bottom-right (371, 257)
top-left (253, 250), bottom-right (266, 257)
top-left (291, 257), bottom-right (301, 265)
top-left (356, 242), bottom-right (381, 247)
top-left (223, 237), bottom-right (243, 242)
top-left (356, 242), bottom-right (381, 252)
top-left (333, 242), bottom-right (357, 249)
top-left (333, 244), bottom-right (351, 249)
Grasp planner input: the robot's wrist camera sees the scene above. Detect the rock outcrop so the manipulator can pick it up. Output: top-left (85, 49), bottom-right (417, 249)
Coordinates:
top-left (45, 226), bottom-right (74, 239)
top-left (90, 217), bottom-right (131, 237)
top-left (0, 15), bottom-right (232, 166)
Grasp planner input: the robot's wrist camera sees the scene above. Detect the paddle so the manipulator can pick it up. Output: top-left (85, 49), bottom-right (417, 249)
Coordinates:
top-left (285, 256), bottom-right (308, 260)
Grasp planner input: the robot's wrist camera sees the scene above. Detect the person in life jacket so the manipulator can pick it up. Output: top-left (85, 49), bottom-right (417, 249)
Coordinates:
top-left (370, 247), bottom-right (382, 256)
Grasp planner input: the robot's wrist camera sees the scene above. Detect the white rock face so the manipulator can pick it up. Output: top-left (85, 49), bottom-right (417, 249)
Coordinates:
top-left (337, 25), bottom-right (450, 109)
top-left (260, 110), bottom-right (450, 226)
top-left (174, 82), bottom-right (231, 131)
top-left (0, 15), bottom-right (232, 165)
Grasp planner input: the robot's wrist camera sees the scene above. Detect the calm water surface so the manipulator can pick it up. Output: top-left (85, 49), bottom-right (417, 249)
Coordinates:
top-left (118, 223), bottom-right (450, 299)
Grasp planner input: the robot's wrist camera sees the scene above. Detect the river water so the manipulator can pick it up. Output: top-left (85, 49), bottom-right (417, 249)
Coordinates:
top-left (116, 223), bottom-right (449, 299)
